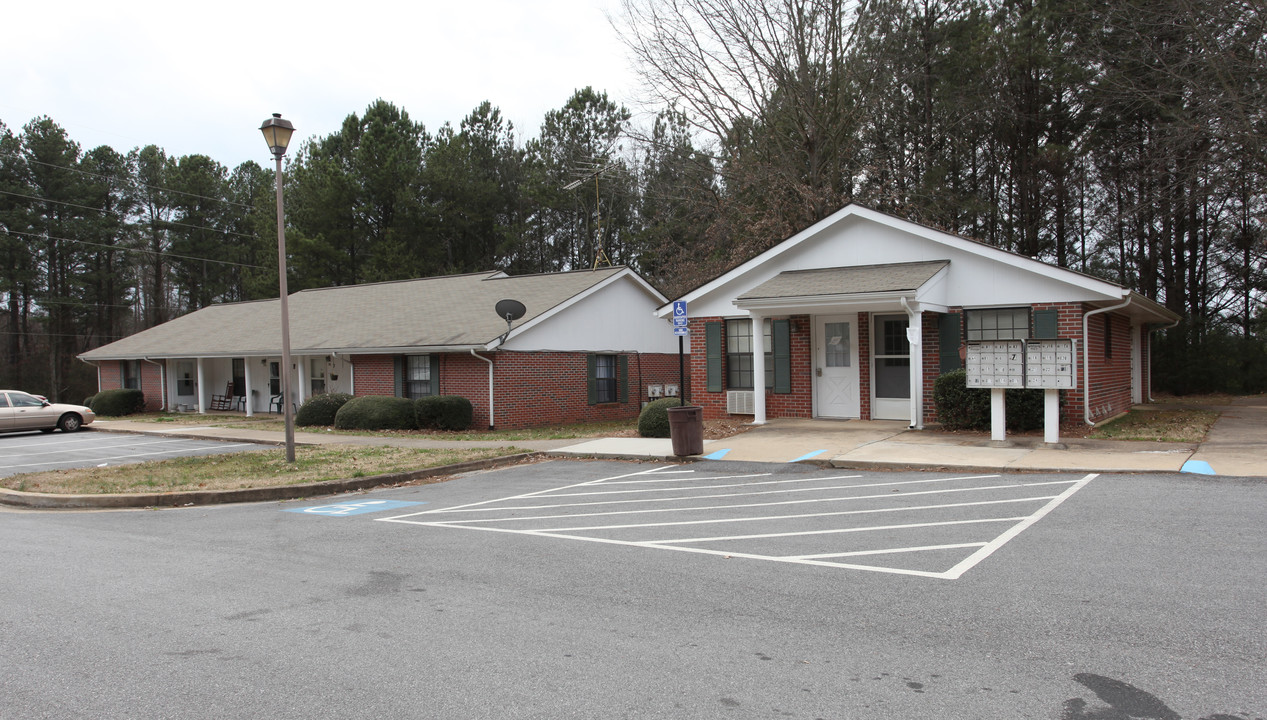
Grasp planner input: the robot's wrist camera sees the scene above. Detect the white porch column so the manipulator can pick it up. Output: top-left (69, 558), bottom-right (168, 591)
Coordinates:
top-left (751, 312), bottom-right (767, 425)
top-left (297, 357), bottom-right (308, 407)
top-left (195, 358), bottom-right (206, 414)
top-left (243, 361), bottom-right (254, 417)
top-left (900, 298), bottom-right (924, 429)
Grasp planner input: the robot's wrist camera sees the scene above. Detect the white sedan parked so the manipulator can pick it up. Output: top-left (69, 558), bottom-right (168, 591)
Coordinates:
top-left (0, 391), bottom-right (95, 433)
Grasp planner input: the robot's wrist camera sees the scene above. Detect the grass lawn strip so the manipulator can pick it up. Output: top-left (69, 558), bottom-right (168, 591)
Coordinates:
top-left (3, 445), bottom-right (524, 495)
top-left (1089, 408), bottom-right (1219, 443)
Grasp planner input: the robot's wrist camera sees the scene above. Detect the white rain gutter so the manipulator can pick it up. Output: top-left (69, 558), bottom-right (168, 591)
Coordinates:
top-left (1146, 317), bottom-right (1182, 402)
top-left (1082, 295), bottom-right (1133, 426)
top-left (470, 349), bottom-right (495, 430)
top-left (143, 358), bottom-right (167, 411)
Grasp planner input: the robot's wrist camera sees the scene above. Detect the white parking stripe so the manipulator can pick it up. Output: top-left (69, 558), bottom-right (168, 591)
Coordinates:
top-left (644, 516), bottom-right (1029, 544)
top-left (379, 466), bottom-right (1098, 580)
top-left (0, 437), bottom-right (206, 459)
top-left (940, 473), bottom-right (1098, 579)
top-left (0, 442), bottom-right (262, 471)
top-left (419, 480), bottom-right (1074, 525)
top-left (789, 542), bottom-right (989, 560)
top-left (382, 464), bottom-right (682, 520)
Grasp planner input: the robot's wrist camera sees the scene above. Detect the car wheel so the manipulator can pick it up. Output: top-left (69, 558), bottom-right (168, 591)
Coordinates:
top-left (58, 414), bottom-right (82, 432)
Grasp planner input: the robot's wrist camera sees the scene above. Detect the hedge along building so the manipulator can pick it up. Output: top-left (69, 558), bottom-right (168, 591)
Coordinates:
top-left (659, 205), bottom-right (1182, 429)
top-left (78, 267), bottom-right (681, 429)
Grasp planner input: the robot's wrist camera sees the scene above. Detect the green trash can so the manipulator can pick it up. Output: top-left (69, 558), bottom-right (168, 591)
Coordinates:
top-left (667, 405), bottom-right (704, 456)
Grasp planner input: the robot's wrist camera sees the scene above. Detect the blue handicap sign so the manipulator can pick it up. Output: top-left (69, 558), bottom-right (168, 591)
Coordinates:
top-left (673, 325), bottom-right (689, 336)
top-left (283, 499), bottom-right (424, 516)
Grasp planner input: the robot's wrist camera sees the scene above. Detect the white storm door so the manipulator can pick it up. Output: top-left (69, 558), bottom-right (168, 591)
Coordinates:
top-left (815, 314), bottom-right (859, 418)
top-left (872, 314), bottom-right (911, 421)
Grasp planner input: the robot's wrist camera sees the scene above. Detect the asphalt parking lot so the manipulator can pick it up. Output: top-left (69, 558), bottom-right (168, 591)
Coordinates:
top-left (0, 430), bottom-right (266, 478)
top-left (2, 459), bottom-right (1263, 719)
top-left (376, 464), bottom-right (1097, 580)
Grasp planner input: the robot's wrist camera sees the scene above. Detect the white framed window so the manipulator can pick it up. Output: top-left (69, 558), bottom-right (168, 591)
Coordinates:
top-left (405, 355), bottom-right (431, 399)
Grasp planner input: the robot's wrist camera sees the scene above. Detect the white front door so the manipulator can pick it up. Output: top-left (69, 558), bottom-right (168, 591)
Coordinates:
top-left (872, 314), bottom-right (911, 421)
top-left (815, 314), bottom-right (860, 418)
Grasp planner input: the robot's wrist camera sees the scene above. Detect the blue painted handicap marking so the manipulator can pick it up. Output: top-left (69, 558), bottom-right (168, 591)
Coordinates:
top-left (283, 499), bottom-right (424, 516)
top-left (1180, 460), bottom-right (1216, 475)
top-left (701, 448), bottom-right (731, 460)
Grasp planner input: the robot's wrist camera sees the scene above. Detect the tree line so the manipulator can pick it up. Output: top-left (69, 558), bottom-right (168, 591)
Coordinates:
top-left (2, 0), bottom-right (1263, 403)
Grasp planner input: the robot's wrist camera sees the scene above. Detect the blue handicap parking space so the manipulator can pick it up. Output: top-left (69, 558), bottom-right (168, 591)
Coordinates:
top-left (283, 499), bottom-right (424, 516)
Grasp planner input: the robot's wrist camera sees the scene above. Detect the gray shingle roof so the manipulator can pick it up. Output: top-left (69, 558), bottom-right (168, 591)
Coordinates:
top-left (81, 267), bottom-right (629, 360)
top-left (736, 260), bottom-right (950, 301)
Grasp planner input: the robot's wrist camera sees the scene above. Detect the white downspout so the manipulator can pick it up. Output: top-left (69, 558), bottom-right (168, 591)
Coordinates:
top-left (1147, 318), bottom-right (1182, 402)
top-left (1082, 295), bottom-right (1133, 426)
top-left (470, 349), bottom-right (495, 430)
top-left (143, 358), bottom-right (167, 411)
top-left (899, 297), bottom-right (923, 429)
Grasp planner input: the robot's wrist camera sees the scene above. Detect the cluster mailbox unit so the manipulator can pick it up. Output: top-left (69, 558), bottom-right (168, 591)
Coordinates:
top-left (964, 339), bottom-right (1077, 444)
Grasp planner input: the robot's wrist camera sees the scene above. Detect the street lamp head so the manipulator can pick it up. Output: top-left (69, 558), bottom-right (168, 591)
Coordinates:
top-left (260, 113), bottom-right (295, 159)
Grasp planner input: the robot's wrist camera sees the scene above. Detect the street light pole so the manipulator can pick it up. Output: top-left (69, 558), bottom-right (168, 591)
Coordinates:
top-left (260, 113), bottom-right (296, 462)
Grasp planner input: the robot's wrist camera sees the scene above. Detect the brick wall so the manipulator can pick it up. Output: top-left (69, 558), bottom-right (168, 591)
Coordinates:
top-left (688, 315), bottom-right (813, 421)
top-left (350, 350), bottom-right (679, 429)
top-left (95, 360), bottom-right (164, 411)
top-left (858, 314), bottom-right (872, 420)
top-left (1083, 309), bottom-right (1134, 422)
top-left (921, 313), bottom-right (941, 424)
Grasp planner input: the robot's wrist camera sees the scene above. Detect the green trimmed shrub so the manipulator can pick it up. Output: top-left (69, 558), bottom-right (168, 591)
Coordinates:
top-left (933, 369), bottom-right (1047, 432)
top-left (638, 397), bottom-right (683, 438)
top-left (86, 388), bottom-right (146, 416)
top-left (296, 393), bottom-right (354, 427)
top-left (415, 395), bottom-right (474, 431)
top-left (333, 395), bottom-right (418, 431)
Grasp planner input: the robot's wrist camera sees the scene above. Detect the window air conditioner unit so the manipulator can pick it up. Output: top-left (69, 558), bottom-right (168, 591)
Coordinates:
top-left (726, 390), bottom-right (755, 415)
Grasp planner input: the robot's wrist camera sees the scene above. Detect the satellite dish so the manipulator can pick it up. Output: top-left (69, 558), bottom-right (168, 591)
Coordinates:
top-left (495, 299), bottom-right (526, 323)
top-left (494, 299), bottom-right (526, 346)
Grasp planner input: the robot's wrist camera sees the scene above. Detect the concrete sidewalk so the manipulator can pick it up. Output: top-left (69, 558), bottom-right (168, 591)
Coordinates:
top-left (89, 396), bottom-right (1265, 478)
top-left (552, 396), bottom-right (1267, 477)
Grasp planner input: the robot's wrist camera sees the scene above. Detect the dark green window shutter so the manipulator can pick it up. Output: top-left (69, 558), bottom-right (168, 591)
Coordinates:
top-left (705, 321), bottom-right (723, 392)
top-left (939, 313), bottom-right (963, 374)
top-left (586, 353), bottom-right (598, 405)
top-left (394, 356), bottom-right (405, 397)
top-left (618, 355), bottom-right (629, 404)
top-left (429, 355), bottom-right (441, 396)
top-left (772, 318), bottom-right (791, 394)
top-left (1034, 309), bottom-right (1058, 339)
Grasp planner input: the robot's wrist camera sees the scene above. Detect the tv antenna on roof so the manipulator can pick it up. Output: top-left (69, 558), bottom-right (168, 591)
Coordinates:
top-left (562, 159), bottom-right (617, 269)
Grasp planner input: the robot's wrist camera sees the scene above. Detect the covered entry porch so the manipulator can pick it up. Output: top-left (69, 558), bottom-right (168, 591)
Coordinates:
top-left (733, 261), bottom-right (951, 428)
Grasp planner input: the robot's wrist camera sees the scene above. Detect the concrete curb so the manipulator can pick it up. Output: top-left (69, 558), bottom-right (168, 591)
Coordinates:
top-left (0, 453), bottom-right (541, 510)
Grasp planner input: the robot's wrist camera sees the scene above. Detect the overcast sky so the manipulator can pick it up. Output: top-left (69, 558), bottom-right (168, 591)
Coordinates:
top-left (3, 0), bottom-right (644, 169)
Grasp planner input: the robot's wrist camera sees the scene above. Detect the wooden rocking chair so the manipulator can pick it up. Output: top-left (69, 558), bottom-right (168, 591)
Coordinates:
top-left (209, 382), bottom-right (233, 411)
